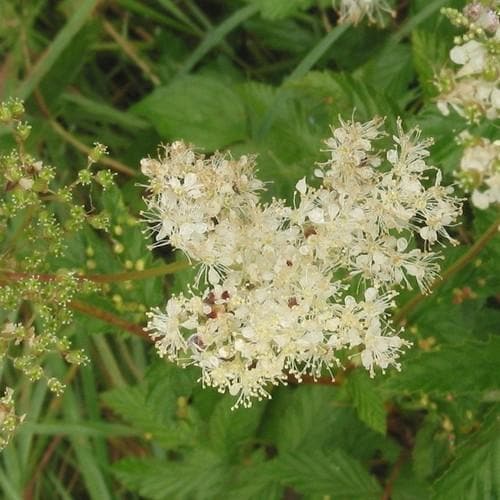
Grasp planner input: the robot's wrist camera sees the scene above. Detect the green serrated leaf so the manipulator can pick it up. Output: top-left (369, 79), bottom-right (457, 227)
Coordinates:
top-left (412, 416), bottom-right (452, 482)
top-left (260, 385), bottom-right (337, 453)
top-left (348, 370), bottom-right (386, 435)
top-left (355, 43), bottom-right (415, 106)
top-left (383, 337), bottom-right (500, 396)
top-left (432, 407), bottom-right (500, 499)
top-left (132, 74), bottom-right (247, 150)
top-left (113, 450), bottom-right (227, 500)
top-left (273, 449), bottom-right (382, 498)
top-left (208, 395), bottom-right (266, 460)
top-left (226, 455), bottom-right (282, 500)
top-left (411, 30), bottom-right (448, 98)
top-left (262, 385), bottom-right (399, 463)
top-left (101, 379), bottom-right (196, 448)
top-left (392, 463), bottom-right (432, 500)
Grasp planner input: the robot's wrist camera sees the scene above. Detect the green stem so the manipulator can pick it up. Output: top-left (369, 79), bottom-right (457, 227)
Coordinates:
top-left (70, 299), bottom-right (150, 341)
top-left (287, 24), bottom-right (349, 82)
top-left (92, 335), bottom-right (127, 387)
top-left (0, 260), bottom-right (191, 285)
top-left (86, 260), bottom-right (190, 283)
top-left (177, 4), bottom-right (259, 76)
top-left (394, 218), bottom-right (500, 325)
top-left (50, 120), bottom-right (137, 177)
top-left (16, 0), bottom-right (99, 101)
top-left (102, 20), bottom-right (160, 86)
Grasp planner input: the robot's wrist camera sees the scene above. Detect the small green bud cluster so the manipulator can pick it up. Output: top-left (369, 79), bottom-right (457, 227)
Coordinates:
top-left (88, 142), bottom-right (108, 165)
top-left (76, 143), bottom-right (115, 195)
top-left (436, 3), bottom-right (499, 122)
top-left (0, 99), bottom-right (118, 446)
top-left (442, 2), bottom-right (499, 43)
top-left (0, 98), bottom-right (24, 123)
top-left (0, 388), bottom-right (24, 451)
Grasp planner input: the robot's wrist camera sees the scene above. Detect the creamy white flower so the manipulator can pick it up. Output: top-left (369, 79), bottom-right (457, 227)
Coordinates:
top-left (143, 118), bottom-right (461, 408)
top-left (436, 74), bottom-right (500, 122)
top-left (141, 142), bottom-right (264, 268)
top-left (333, 0), bottom-right (395, 26)
top-left (437, 4), bottom-right (500, 122)
top-left (450, 40), bottom-right (487, 77)
top-left (458, 137), bottom-right (500, 210)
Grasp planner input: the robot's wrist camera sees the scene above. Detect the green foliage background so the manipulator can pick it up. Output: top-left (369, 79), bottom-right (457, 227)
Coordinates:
top-left (0, 0), bottom-right (499, 498)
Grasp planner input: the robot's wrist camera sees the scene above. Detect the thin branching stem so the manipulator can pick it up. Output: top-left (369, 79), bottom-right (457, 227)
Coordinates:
top-left (69, 299), bottom-right (151, 341)
top-left (394, 218), bottom-right (500, 325)
top-left (0, 260), bottom-right (190, 284)
top-left (49, 120), bottom-right (137, 177)
top-left (102, 20), bottom-right (161, 86)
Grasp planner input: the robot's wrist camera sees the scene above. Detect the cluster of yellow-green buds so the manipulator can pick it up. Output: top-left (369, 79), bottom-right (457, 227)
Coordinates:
top-left (76, 142), bottom-right (115, 192)
top-left (435, 2), bottom-right (499, 123)
top-left (442, 2), bottom-right (499, 42)
top-left (0, 98), bottom-right (119, 449)
top-left (1, 322), bottom-right (88, 387)
top-left (0, 388), bottom-right (24, 451)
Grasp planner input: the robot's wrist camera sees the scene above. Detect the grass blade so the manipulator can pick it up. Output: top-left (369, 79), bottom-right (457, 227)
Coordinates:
top-left (178, 4), bottom-right (259, 76)
top-left (61, 93), bottom-right (150, 130)
top-left (0, 468), bottom-right (20, 500)
top-left (19, 380), bottom-right (48, 468)
top-left (117, 0), bottom-right (195, 34)
top-left (63, 386), bottom-right (114, 500)
top-left (156, 0), bottom-right (203, 34)
top-left (47, 472), bottom-right (75, 500)
top-left (287, 24), bottom-right (349, 82)
top-left (92, 335), bottom-right (128, 388)
top-left (16, 0), bottom-right (99, 100)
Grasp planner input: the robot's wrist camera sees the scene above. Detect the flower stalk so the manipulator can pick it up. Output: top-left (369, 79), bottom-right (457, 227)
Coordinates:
top-left (394, 217), bottom-right (500, 325)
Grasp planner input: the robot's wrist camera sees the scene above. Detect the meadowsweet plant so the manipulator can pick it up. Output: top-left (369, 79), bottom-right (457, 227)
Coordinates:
top-left (1, 1), bottom-right (499, 496)
top-left (333, 0), bottom-right (395, 26)
top-left (0, 99), bottom-right (115, 447)
top-left (436, 1), bottom-right (500, 122)
top-left (143, 117), bottom-right (462, 408)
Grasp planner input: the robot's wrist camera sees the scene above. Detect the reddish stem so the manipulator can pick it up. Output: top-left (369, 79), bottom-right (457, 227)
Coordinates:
top-left (69, 299), bottom-right (151, 342)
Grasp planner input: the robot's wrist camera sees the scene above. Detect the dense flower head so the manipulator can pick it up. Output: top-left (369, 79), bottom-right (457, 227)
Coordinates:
top-left (143, 117), bottom-right (462, 408)
top-left (456, 132), bottom-right (500, 210)
top-left (141, 142), bottom-right (264, 271)
top-left (333, 0), bottom-right (395, 26)
top-left (436, 2), bottom-right (500, 122)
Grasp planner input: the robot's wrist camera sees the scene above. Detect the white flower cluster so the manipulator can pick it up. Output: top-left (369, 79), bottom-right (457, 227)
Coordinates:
top-left (142, 118), bottom-right (461, 408)
top-left (333, 0), bottom-right (395, 26)
top-left (141, 143), bottom-right (264, 279)
top-left (436, 2), bottom-right (500, 122)
top-left (457, 132), bottom-right (500, 210)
